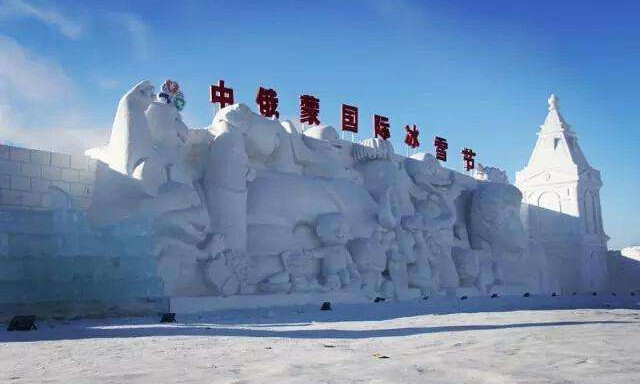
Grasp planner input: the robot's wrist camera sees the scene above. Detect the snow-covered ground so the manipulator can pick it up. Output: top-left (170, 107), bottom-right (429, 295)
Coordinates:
top-left (2, 298), bottom-right (640, 384)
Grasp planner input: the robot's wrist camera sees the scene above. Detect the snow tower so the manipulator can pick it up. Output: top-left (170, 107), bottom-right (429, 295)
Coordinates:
top-left (516, 94), bottom-right (609, 293)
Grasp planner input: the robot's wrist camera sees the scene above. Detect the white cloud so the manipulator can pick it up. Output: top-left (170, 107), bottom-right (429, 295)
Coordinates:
top-left (109, 12), bottom-right (150, 60)
top-left (0, 0), bottom-right (83, 39)
top-left (1, 124), bottom-right (109, 154)
top-left (0, 35), bottom-right (72, 103)
top-left (0, 36), bottom-right (107, 154)
top-left (97, 77), bottom-right (120, 90)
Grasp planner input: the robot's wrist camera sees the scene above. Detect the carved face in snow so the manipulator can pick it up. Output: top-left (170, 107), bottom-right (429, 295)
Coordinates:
top-left (405, 153), bottom-right (451, 187)
top-left (145, 101), bottom-right (188, 152)
top-left (122, 80), bottom-right (156, 110)
top-left (316, 212), bottom-right (351, 246)
top-left (469, 183), bottom-right (527, 254)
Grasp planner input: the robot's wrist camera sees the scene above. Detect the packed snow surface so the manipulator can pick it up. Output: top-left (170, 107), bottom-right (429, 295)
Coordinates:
top-left (2, 299), bottom-right (640, 383)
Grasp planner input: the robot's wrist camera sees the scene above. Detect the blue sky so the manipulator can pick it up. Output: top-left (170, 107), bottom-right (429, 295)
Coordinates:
top-left (0, 0), bottom-right (638, 248)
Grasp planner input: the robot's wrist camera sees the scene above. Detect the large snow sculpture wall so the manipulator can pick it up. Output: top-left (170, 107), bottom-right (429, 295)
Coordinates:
top-left (85, 81), bottom-right (555, 304)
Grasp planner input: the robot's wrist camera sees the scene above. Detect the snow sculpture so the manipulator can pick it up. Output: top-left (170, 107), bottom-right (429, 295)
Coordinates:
top-left (466, 183), bottom-right (550, 294)
top-left (516, 94), bottom-right (608, 293)
top-left (85, 81), bottom-right (567, 304)
top-left (202, 248), bottom-right (248, 296)
top-left (348, 227), bottom-right (391, 298)
top-left (313, 212), bottom-right (360, 290)
top-left (352, 138), bottom-right (423, 299)
top-left (473, 163), bottom-right (509, 184)
top-left (88, 81), bottom-right (156, 175)
top-left (86, 81), bottom-right (212, 296)
top-left (404, 153), bottom-right (460, 292)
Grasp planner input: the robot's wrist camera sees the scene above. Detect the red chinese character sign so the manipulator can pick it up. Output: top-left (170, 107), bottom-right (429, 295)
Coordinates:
top-left (404, 125), bottom-right (420, 149)
top-left (341, 104), bottom-right (358, 133)
top-left (300, 94), bottom-right (320, 125)
top-left (461, 148), bottom-right (476, 171)
top-left (434, 136), bottom-right (448, 161)
top-left (374, 115), bottom-right (390, 140)
top-left (210, 80), bottom-right (234, 108)
top-left (256, 87), bottom-right (279, 118)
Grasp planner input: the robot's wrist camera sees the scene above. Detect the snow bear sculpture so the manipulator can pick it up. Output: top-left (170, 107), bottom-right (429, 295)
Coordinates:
top-left (467, 183), bottom-right (550, 294)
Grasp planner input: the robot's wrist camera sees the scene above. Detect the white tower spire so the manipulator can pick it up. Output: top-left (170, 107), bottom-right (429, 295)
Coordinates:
top-left (516, 94), bottom-right (608, 293)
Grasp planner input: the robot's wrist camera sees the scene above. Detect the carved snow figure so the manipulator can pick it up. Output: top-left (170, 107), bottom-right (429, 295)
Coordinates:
top-left (423, 234), bottom-right (458, 291)
top-left (467, 183), bottom-right (550, 294)
top-left (148, 185), bottom-right (210, 296)
top-left (404, 153), bottom-right (460, 291)
top-left (261, 248), bottom-right (323, 294)
top-left (282, 249), bottom-right (323, 293)
top-left (97, 81), bottom-right (156, 175)
top-left (135, 100), bottom-right (213, 297)
top-left (202, 249), bottom-right (249, 296)
top-left (128, 101), bottom-right (194, 196)
top-left (383, 233), bottom-right (420, 300)
top-left (86, 81), bottom-right (215, 297)
top-left (352, 138), bottom-right (426, 299)
top-left (402, 215), bottom-right (439, 293)
top-left (206, 104), bottom-right (377, 257)
top-left (392, 218), bottom-right (432, 298)
top-left (353, 138), bottom-right (420, 218)
top-left (205, 104), bottom-right (255, 254)
top-left (473, 163), bottom-right (509, 184)
top-left (301, 125), bottom-right (362, 181)
top-left (406, 152), bottom-right (454, 189)
top-left (348, 227), bottom-right (391, 298)
top-left (313, 213), bottom-right (360, 290)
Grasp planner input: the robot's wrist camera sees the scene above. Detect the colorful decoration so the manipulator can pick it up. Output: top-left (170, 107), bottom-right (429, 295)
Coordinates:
top-left (159, 79), bottom-right (185, 111)
top-left (172, 91), bottom-right (185, 111)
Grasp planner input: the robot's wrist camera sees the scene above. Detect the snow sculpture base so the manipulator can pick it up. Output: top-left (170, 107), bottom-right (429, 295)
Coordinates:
top-left (171, 292), bottom-right (372, 314)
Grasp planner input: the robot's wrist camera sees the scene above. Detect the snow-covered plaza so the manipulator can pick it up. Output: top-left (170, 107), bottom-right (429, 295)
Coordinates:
top-left (2, 298), bottom-right (640, 384)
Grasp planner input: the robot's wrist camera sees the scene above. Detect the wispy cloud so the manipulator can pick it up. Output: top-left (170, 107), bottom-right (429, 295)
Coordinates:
top-left (109, 12), bottom-right (150, 60)
top-left (0, 0), bottom-right (83, 39)
top-left (0, 35), bottom-right (72, 103)
top-left (97, 77), bottom-right (120, 90)
top-left (0, 36), bottom-right (107, 153)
